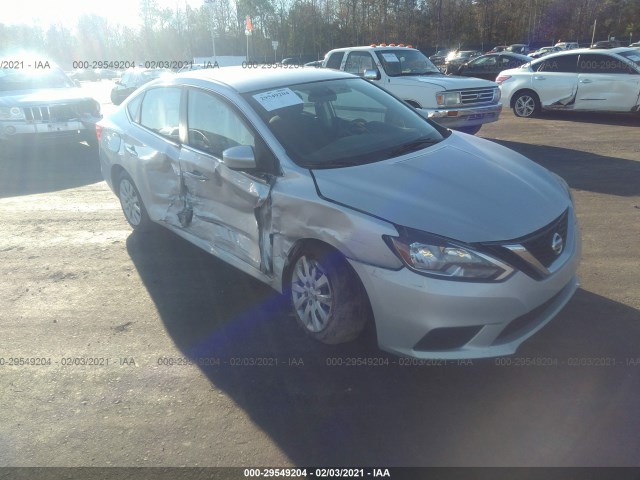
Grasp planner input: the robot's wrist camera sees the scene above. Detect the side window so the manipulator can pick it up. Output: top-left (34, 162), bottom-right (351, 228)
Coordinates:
top-left (325, 52), bottom-right (344, 70)
top-left (187, 89), bottom-right (278, 173)
top-left (139, 87), bottom-right (181, 141)
top-left (344, 52), bottom-right (376, 76)
top-left (187, 89), bottom-right (255, 157)
top-left (534, 54), bottom-right (578, 73)
top-left (578, 54), bottom-right (635, 74)
top-left (126, 92), bottom-right (143, 121)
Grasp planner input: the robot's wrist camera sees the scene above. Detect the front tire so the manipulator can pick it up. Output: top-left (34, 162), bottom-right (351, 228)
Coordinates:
top-left (117, 172), bottom-right (152, 230)
top-left (289, 245), bottom-right (368, 344)
top-left (512, 91), bottom-right (541, 118)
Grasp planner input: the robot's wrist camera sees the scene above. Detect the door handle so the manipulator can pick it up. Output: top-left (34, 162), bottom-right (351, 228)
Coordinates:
top-left (579, 79), bottom-right (593, 84)
top-left (533, 76), bottom-right (546, 80)
top-left (124, 144), bottom-right (138, 157)
top-left (184, 170), bottom-right (209, 181)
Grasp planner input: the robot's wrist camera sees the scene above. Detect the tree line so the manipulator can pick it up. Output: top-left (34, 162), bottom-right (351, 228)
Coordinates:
top-left (1, 0), bottom-right (638, 67)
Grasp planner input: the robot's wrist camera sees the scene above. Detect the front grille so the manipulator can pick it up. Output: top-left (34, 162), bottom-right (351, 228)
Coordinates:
top-left (23, 102), bottom-right (95, 123)
top-left (479, 209), bottom-right (570, 280)
top-left (459, 87), bottom-right (496, 105)
top-left (519, 210), bottom-right (569, 268)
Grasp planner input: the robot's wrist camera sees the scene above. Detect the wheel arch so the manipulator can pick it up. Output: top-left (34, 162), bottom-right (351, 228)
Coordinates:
top-left (281, 238), bottom-right (372, 312)
top-left (510, 88), bottom-right (541, 109)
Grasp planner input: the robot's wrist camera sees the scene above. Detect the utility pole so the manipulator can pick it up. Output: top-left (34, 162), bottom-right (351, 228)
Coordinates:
top-left (204, 0), bottom-right (217, 60)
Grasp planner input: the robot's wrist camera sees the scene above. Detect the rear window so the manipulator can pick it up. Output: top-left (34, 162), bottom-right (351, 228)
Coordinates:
top-left (617, 50), bottom-right (640, 70)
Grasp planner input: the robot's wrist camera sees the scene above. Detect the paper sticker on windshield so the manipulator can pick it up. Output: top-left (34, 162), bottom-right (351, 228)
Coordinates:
top-left (252, 88), bottom-right (303, 112)
top-left (382, 53), bottom-right (400, 62)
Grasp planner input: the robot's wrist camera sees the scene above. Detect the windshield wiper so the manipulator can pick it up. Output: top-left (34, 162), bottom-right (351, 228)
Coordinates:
top-left (390, 137), bottom-right (440, 156)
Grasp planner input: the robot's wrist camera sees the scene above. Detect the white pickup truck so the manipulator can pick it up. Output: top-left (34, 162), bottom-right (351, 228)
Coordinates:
top-left (322, 45), bottom-right (502, 134)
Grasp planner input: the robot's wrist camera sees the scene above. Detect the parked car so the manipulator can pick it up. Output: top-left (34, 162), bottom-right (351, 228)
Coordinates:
top-left (68, 68), bottom-right (99, 82)
top-left (529, 46), bottom-right (561, 59)
top-left (444, 50), bottom-right (482, 74)
top-left (281, 57), bottom-right (302, 66)
top-left (429, 49), bottom-right (452, 67)
top-left (110, 68), bottom-right (172, 105)
top-left (96, 68), bottom-right (119, 79)
top-left (98, 67), bottom-right (580, 359)
top-left (505, 44), bottom-right (531, 55)
top-left (455, 53), bottom-right (532, 80)
top-left (304, 60), bottom-right (323, 68)
top-left (554, 42), bottom-right (579, 50)
top-left (629, 42), bottom-right (640, 49)
top-left (323, 45), bottom-right (502, 135)
top-left (497, 47), bottom-right (640, 117)
top-left (591, 39), bottom-right (623, 49)
top-left (0, 58), bottom-right (101, 150)
top-left (486, 45), bottom-right (507, 54)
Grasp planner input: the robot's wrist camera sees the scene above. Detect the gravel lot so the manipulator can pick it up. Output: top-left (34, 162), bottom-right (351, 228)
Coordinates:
top-left (1, 82), bottom-right (639, 468)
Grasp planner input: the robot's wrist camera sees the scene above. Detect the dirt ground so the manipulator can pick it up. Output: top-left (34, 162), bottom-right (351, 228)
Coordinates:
top-left (1, 83), bottom-right (639, 469)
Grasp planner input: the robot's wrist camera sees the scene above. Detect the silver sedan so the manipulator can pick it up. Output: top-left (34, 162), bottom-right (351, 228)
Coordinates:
top-left (98, 66), bottom-right (580, 359)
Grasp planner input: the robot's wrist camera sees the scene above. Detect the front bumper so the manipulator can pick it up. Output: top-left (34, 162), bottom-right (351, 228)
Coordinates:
top-left (424, 103), bottom-right (502, 128)
top-left (0, 117), bottom-right (100, 144)
top-left (348, 215), bottom-right (581, 359)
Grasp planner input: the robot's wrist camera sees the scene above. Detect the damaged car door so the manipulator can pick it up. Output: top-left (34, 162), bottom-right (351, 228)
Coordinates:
top-left (178, 87), bottom-right (275, 273)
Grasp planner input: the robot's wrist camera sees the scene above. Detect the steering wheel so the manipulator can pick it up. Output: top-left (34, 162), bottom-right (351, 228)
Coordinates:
top-left (341, 118), bottom-right (368, 135)
top-left (189, 129), bottom-right (212, 150)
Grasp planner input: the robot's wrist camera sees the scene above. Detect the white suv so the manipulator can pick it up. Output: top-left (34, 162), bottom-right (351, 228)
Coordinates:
top-left (497, 47), bottom-right (640, 117)
top-left (322, 45), bottom-right (502, 134)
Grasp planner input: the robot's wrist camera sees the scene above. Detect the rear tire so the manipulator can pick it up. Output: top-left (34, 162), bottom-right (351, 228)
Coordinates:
top-left (117, 172), bottom-right (152, 231)
top-left (289, 244), bottom-right (369, 344)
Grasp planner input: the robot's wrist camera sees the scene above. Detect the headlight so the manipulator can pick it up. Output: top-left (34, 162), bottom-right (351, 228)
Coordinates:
top-left (436, 91), bottom-right (462, 107)
top-left (493, 87), bottom-right (501, 102)
top-left (384, 231), bottom-right (514, 281)
top-left (0, 106), bottom-right (25, 121)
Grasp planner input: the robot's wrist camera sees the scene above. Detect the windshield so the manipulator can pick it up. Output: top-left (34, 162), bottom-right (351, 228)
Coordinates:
top-left (244, 77), bottom-right (445, 169)
top-left (618, 50), bottom-right (640, 69)
top-left (374, 50), bottom-right (441, 76)
top-left (0, 67), bottom-right (75, 92)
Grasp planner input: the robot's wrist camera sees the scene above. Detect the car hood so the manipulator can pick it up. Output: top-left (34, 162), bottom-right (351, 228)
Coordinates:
top-left (394, 74), bottom-right (497, 90)
top-left (311, 133), bottom-right (569, 243)
top-left (0, 88), bottom-right (96, 106)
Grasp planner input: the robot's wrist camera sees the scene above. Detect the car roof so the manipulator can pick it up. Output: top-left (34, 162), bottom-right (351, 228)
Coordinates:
top-left (172, 65), bottom-right (355, 93)
top-left (327, 45), bottom-right (416, 53)
top-left (535, 47), bottom-right (636, 58)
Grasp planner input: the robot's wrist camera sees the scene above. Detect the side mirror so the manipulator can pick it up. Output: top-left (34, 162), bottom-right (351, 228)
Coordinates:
top-left (222, 145), bottom-right (256, 170)
top-left (363, 69), bottom-right (381, 80)
top-left (114, 80), bottom-right (121, 86)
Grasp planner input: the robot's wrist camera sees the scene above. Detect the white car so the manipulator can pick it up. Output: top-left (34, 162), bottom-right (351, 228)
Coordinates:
top-left (497, 47), bottom-right (640, 117)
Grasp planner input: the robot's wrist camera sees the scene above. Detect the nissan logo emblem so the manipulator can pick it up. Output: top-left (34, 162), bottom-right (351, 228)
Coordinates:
top-left (551, 232), bottom-right (564, 255)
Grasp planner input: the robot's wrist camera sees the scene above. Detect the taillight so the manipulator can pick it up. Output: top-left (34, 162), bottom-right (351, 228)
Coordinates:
top-left (95, 124), bottom-right (103, 142)
top-left (495, 75), bottom-right (511, 85)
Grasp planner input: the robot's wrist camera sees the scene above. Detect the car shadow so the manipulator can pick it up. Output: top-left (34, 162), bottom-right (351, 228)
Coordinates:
top-left (0, 142), bottom-right (102, 199)
top-left (488, 140), bottom-right (640, 197)
top-left (127, 228), bottom-right (640, 466)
